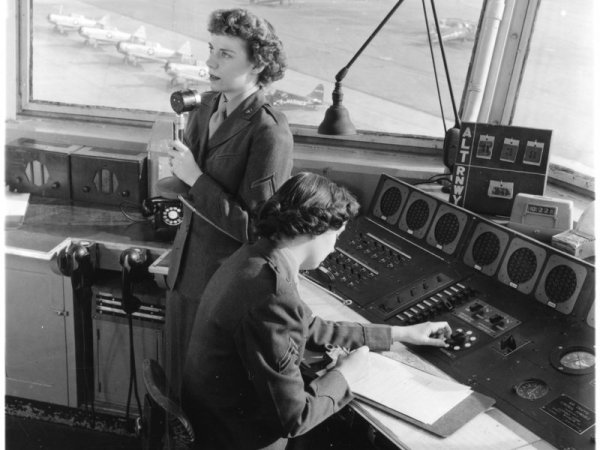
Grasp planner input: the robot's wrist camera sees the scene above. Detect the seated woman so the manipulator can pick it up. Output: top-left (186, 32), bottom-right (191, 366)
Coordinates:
top-left (182, 172), bottom-right (452, 450)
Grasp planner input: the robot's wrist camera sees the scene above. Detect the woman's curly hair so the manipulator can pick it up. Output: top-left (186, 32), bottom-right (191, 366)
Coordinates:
top-left (255, 172), bottom-right (360, 240)
top-left (208, 9), bottom-right (287, 86)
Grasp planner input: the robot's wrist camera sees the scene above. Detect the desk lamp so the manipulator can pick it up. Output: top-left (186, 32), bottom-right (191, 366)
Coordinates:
top-left (318, 0), bottom-right (406, 135)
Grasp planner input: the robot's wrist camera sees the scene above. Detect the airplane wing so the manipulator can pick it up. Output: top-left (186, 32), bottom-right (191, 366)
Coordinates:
top-left (429, 19), bottom-right (475, 43)
top-left (266, 84), bottom-right (324, 109)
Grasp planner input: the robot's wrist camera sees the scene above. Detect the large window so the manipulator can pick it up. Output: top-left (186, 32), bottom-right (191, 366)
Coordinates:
top-left (17, 0), bottom-right (596, 183)
top-left (512, 0), bottom-right (595, 173)
top-left (32, 0), bottom-right (480, 137)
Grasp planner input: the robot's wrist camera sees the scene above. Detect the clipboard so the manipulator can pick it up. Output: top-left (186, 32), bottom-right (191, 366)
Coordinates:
top-left (354, 388), bottom-right (495, 437)
top-left (350, 352), bottom-right (495, 437)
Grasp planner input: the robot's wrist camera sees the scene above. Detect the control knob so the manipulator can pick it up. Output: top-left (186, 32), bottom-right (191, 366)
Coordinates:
top-left (447, 330), bottom-right (466, 347)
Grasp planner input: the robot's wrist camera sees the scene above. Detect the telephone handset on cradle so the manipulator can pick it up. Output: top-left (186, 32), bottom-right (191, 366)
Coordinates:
top-left (119, 247), bottom-right (150, 315)
top-left (119, 247), bottom-right (150, 418)
top-left (51, 241), bottom-right (97, 410)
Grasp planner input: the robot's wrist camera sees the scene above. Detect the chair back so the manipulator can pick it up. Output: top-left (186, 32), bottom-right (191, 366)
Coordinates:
top-left (140, 359), bottom-right (195, 450)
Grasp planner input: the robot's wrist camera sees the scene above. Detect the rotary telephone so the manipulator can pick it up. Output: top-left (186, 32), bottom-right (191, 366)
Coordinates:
top-left (142, 196), bottom-right (183, 240)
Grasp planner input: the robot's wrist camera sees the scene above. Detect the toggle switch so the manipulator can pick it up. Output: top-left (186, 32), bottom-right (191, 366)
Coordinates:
top-left (500, 334), bottom-right (517, 352)
top-left (489, 314), bottom-right (505, 328)
top-left (469, 302), bottom-right (483, 312)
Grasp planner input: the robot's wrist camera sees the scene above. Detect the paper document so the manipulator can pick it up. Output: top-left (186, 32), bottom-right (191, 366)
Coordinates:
top-left (351, 352), bottom-right (472, 425)
top-left (354, 402), bottom-right (529, 450)
top-left (5, 190), bottom-right (30, 227)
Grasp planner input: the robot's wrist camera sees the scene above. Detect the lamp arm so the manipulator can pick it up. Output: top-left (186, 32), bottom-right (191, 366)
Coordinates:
top-left (335, 0), bottom-right (406, 83)
top-left (319, 0), bottom-right (406, 135)
top-left (430, 0), bottom-right (460, 128)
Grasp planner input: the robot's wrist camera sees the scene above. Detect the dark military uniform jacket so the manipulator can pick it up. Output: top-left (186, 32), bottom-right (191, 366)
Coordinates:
top-left (164, 89), bottom-right (294, 397)
top-left (182, 238), bottom-right (392, 450)
top-left (167, 88), bottom-right (294, 297)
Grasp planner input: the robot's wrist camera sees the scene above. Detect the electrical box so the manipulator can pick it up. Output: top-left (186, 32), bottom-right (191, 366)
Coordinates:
top-left (5, 138), bottom-right (83, 199)
top-left (91, 276), bottom-right (165, 415)
top-left (508, 193), bottom-right (573, 242)
top-left (450, 123), bottom-right (552, 217)
top-left (71, 146), bottom-right (148, 206)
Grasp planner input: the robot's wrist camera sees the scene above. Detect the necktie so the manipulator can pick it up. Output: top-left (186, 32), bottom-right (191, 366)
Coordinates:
top-left (208, 99), bottom-right (228, 138)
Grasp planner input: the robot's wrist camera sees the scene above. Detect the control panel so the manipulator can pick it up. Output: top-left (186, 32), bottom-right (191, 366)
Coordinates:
top-left (304, 174), bottom-right (595, 450)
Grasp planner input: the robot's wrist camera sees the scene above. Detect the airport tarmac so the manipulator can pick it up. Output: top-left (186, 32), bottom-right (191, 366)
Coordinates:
top-left (32, 0), bottom-right (594, 170)
top-left (35, 0), bottom-right (481, 136)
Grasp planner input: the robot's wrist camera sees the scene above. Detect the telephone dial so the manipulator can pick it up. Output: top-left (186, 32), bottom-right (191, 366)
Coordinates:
top-left (142, 197), bottom-right (183, 240)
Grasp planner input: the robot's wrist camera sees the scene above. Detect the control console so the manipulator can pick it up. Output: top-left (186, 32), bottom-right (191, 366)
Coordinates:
top-left (304, 174), bottom-right (595, 450)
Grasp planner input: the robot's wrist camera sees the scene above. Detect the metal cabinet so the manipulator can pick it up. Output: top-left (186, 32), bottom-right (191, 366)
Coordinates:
top-left (91, 270), bottom-right (166, 415)
top-left (5, 233), bottom-right (167, 416)
top-left (5, 250), bottom-right (78, 406)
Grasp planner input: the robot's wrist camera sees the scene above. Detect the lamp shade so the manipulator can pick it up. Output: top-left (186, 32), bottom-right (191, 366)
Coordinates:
top-left (317, 81), bottom-right (357, 135)
top-left (318, 103), bottom-right (356, 135)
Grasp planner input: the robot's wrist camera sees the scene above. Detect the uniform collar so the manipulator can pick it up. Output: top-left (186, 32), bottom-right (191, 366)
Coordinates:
top-left (277, 246), bottom-right (300, 286)
top-left (204, 88), bottom-right (267, 148)
top-left (222, 85), bottom-right (260, 117)
top-left (254, 238), bottom-right (301, 288)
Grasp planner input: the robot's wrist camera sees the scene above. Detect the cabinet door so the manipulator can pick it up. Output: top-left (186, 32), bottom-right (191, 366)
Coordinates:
top-left (94, 315), bottom-right (163, 415)
top-left (5, 254), bottom-right (76, 406)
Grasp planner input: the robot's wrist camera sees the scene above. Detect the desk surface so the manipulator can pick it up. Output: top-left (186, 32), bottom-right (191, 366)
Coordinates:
top-left (298, 277), bottom-right (556, 450)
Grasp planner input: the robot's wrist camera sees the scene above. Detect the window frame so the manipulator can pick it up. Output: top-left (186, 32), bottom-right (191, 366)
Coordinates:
top-left (9, 0), bottom-right (594, 197)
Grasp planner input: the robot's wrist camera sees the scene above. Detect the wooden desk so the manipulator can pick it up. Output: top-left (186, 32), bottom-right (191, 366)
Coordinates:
top-left (298, 277), bottom-right (557, 450)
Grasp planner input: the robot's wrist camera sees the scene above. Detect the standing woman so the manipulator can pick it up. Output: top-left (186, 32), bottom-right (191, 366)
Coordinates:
top-left (165, 8), bottom-right (294, 396)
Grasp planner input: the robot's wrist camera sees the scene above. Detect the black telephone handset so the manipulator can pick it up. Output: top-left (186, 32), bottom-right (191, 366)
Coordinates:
top-left (119, 248), bottom-right (150, 315)
top-left (55, 241), bottom-right (94, 279)
top-left (443, 126), bottom-right (461, 172)
top-left (119, 247), bottom-right (151, 418)
top-left (52, 241), bottom-right (97, 409)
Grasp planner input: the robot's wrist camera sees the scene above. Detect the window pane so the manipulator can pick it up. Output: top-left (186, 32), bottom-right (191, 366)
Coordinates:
top-left (35, 0), bottom-right (480, 136)
top-left (512, 0), bottom-right (594, 173)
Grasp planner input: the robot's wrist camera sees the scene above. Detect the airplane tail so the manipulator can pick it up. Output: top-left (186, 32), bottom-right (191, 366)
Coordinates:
top-left (132, 26), bottom-right (146, 42)
top-left (98, 15), bottom-right (110, 28)
top-left (177, 41), bottom-right (192, 57)
top-left (307, 84), bottom-right (324, 103)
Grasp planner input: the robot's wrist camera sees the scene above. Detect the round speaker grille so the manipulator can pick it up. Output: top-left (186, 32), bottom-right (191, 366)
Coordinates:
top-left (405, 199), bottom-right (430, 231)
top-left (506, 247), bottom-right (537, 284)
top-left (544, 265), bottom-right (578, 303)
top-left (434, 213), bottom-right (460, 245)
top-left (379, 187), bottom-right (403, 217)
top-left (472, 231), bottom-right (500, 266)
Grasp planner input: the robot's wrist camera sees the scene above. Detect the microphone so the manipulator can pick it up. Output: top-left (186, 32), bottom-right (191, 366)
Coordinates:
top-left (170, 89), bottom-right (202, 116)
top-left (155, 89), bottom-right (203, 199)
top-left (318, 0), bottom-right (406, 135)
